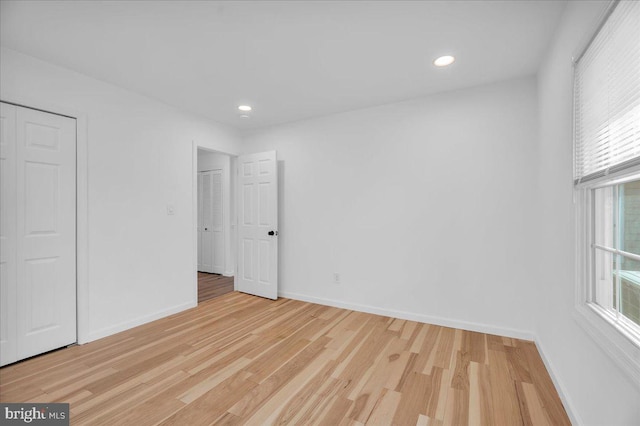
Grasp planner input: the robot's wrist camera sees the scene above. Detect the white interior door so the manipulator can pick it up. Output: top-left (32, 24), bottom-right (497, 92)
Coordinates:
top-left (237, 151), bottom-right (278, 300)
top-left (0, 102), bottom-right (77, 367)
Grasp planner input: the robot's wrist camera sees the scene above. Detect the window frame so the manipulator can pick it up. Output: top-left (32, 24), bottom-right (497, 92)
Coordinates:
top-left (574, 167), bottom-right (640, 388)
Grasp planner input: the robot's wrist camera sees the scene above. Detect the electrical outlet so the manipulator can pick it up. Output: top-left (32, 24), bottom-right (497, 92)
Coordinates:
top-left (333, 273), bottom-right (340, 284)
top-left (167, 204), bottom-right (175, 215)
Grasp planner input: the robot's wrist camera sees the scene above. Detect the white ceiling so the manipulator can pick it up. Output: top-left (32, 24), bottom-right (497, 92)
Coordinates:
top-left (0, 1), bottom-right (567, 130)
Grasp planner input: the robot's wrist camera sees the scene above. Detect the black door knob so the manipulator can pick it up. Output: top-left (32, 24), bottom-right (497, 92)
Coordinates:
top-left (268, 230), bottom-right (278, 236)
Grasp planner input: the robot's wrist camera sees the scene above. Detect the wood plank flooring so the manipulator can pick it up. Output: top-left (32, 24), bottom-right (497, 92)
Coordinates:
top-left (0, 292), bottom-right (571, 425)
top-left (198, 272), bottom-right (234, 303)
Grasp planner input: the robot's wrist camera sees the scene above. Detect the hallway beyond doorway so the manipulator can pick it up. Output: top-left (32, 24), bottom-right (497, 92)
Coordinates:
top-left (198, 272), bottom-right (233, 303)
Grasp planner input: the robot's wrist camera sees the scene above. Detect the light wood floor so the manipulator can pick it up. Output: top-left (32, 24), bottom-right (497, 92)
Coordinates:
top-left (198, 272), bottom-right (234, 303)
top-left (0, 292), bottom-right (570, 425)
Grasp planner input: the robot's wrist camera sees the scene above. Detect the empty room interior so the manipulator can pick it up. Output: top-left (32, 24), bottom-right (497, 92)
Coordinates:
top-left (1, 0), bottom-right (639, 425)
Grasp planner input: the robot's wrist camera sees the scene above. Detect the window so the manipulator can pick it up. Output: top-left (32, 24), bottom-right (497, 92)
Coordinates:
top-left (574, 0), bottom-right (640, 385)
top-left (592, 177), bottom-right (640, 337)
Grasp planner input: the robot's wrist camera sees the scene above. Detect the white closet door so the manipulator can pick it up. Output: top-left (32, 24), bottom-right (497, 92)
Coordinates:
top-left (197, 170), bottom-right (224, 274)
top-left (0, 103), bottom-right (77, 366)
top-left (199, 171), bottom-right (214, 273)
top-left (210, 170), bottom-right (224, 274)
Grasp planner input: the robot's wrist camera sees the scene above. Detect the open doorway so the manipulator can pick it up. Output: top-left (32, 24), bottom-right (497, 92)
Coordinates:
top-left (196, 148), bottom-right (235, 303)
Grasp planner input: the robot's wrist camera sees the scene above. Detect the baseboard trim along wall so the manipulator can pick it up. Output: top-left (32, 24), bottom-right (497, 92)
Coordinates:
top-left (86, 301), bottom-right (197, 343)
top-left (80, 289), bottom-right (578, 422)
top-left (280, 290), bottom-right (579, 422)
top-left (279, 291), bottom-right (535, 341)
top-left (534, 339), bottom-right (581, 426)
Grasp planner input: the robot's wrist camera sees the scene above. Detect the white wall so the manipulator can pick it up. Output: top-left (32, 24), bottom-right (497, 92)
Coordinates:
top-left (197, 149), bottom-right (230, 172)
top-left (536, 2), bottom-right (640, 425)
top-left (197, 149), bottom-right (234, 276)
top-left (242, 76), bottom-right (539, 338)
top-left (0, 47), bottom-right (240, 342)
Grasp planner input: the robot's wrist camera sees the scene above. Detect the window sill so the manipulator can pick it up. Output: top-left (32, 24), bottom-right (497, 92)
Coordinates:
top-left (573, 303), bottom-right (640, 390)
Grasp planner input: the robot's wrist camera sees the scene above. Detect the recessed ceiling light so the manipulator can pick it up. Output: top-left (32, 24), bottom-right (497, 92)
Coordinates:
top-left (238, 105), bottom-right (252, 112)
top-left (239, 114), bottom-right (250, 119)
top-left (433, 55), bottom-right (455, 67)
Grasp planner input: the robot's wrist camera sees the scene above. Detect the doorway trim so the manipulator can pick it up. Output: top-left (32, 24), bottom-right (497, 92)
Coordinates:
top-left (1, 91), bottom-right (89, 344)
top-left (192, 142), bottom-right (237, 304)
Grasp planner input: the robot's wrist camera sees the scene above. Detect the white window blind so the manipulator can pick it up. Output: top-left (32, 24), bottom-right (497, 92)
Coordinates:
top-left (574, 0), bottom-right (640, 184)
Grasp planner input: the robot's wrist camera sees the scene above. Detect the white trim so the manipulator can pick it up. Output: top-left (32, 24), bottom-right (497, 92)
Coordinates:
top-left (534, 339), bottom-right (583, 426)
top-left (578, 168), bottom-right (640, 189)
top-left (279, 291), bottom-right (535, 341)
top-left (86, 301), bottom-right (196, 343)
top-left (0, 92), bottom-right (90, 345)
top-left (76, 113), bottom-right (89, 345)
top-left (574, 305), bottom-right (640, 389)
top-left (192, 141), bottom-right (199, 305)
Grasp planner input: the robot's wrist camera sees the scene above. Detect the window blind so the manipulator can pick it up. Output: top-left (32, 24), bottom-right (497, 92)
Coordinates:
top-left (574, 0), bottom-right (640, 184)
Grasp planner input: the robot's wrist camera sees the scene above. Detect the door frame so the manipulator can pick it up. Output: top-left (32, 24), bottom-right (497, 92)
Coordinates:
top-left (192, 143), bottom-right (237, 303)
top-left (1, 92), bottom-right (89, 344)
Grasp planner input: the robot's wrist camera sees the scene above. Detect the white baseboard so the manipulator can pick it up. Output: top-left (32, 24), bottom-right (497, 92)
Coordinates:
top-left (534, 339), bottom-right (582, 426)
top-left (278, 291), bottom-right (535, 341)
top-left (78, 289), bottom-right (578, 423)
top-left (223, 270), bottom-right (234, 277)
top-left (278, 291), bottom-right (581, 420)
top-left (85, 301), bottom-right (197, 343)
